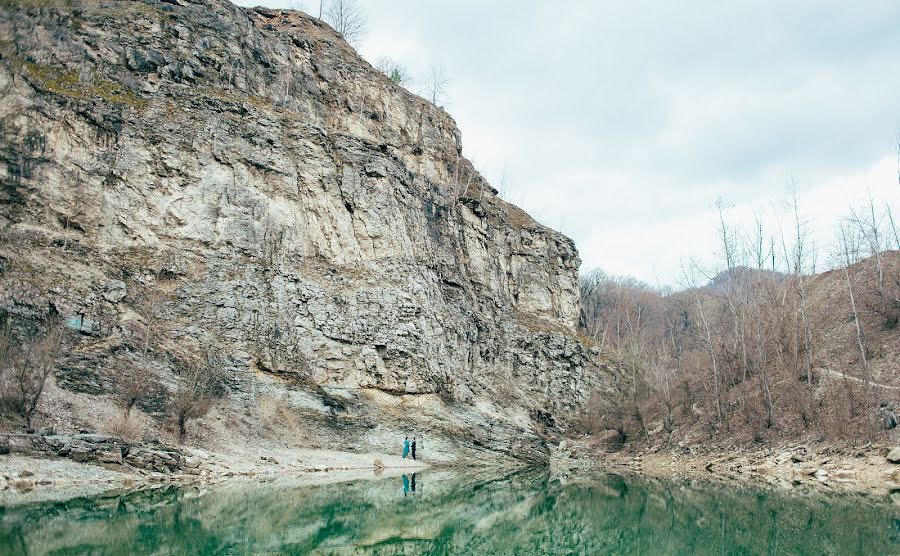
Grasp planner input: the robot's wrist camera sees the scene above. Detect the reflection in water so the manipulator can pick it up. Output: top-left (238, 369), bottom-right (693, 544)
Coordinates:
top-left (402, 473), bottom-right (418, 498)
top-left (0, 469), bottom-right (897, 555)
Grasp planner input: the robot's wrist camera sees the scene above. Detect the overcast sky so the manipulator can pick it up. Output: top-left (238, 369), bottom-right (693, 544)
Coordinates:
top-left (236, 0), bottom-right (900, 285)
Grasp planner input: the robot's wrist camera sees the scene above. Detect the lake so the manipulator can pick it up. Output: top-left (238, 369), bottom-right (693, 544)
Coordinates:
top-left (1, 469), bottom-right (897, 555)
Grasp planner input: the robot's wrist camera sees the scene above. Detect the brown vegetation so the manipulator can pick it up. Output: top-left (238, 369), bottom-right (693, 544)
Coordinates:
top-left (0, 315), bottom-right (67, 432)
top-left (104, 413), bottom-right (144, 445)
top-left (172, 353), bottom-right (222, 442)
top-left (114, 291), bottom-right (166, 418)
top-left (579, 197), bottom-right (900, 449)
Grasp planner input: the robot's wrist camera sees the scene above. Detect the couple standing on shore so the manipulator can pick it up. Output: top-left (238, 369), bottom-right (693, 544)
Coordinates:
top-left (402, 436), bottom-right (417, 460)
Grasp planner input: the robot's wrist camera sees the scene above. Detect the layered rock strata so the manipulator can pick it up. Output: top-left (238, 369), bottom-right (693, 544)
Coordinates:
top-left (0, 0), bottom-right (610, 463)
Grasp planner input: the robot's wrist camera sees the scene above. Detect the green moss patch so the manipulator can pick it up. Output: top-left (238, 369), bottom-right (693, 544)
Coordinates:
top-left (21, 62), bottom-right (147, 108)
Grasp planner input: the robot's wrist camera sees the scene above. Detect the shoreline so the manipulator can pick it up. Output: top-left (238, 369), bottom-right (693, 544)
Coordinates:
top-left (596, 444), bottom-right (900, 497)
top-left (0, 448), bottom-right (432, 507)
top-left (4, 441), bottom-right (898, 507)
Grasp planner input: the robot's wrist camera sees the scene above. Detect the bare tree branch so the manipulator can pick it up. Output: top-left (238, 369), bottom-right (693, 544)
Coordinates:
top-left (323, 0), bottom-right (367, 46)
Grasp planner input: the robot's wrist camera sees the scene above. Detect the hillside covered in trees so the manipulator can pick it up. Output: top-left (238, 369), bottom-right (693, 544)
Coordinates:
top-left (579, 200), bottom-right (900, 450)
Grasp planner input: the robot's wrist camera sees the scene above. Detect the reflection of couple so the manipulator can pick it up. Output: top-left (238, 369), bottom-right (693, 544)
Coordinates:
top-left (402, 473), bottom-right (417, 496)
top-left (402, 436), bottom-right (417, 460)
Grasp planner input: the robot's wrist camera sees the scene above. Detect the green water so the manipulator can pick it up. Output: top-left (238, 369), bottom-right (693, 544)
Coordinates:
top-left (1, 470), bottom-right (897, 555)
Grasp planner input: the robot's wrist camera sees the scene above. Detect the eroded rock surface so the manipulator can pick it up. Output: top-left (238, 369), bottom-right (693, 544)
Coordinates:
top-left (0, 0), bottom-right (612, 463)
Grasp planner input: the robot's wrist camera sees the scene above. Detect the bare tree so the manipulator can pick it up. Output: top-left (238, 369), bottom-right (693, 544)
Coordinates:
top-left (426, 62), bottom-right (450, 106)
top-left (577, 191), bottom-right (898, 446)
top-left (0, 316), bottom-right (67, 432)
top-left (114, 357), bottom-right (156, 419)
top-left (693, 288), bottom-right (723, 423)
top-left (375, 57), bottom-right (411, 86)
top-left (172, 353), bottom-right (220, 442)
top-left (886, 203), bottom-right (900, 250)
top-left (836, 222), bottom-right (870, 392)
top-left (323, 0), bottom-right (367, 46)
top-left (849, 195), bottom-right (887, 314)
top-left (115, 291), bottom-right (167, 418)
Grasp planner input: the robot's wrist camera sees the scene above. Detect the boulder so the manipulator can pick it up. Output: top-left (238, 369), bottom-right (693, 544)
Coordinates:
top-left (103, 280), bottom-right (127, 303)
top-left (7, 435), bottom-right (32, 453)
top-left (97, 450), bottom-right (123, 464)
top-left (831, 469), bottom-right (855, 481)
top-left (10, 479), bottom-right (34, 491)
top-left (182, 456), bottom-right (202, 469)
top-left (887, 447), bottom-right (900, 464)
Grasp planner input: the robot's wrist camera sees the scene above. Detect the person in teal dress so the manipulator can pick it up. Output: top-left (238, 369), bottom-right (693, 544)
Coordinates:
top-left (402, 436), bottom-right (410, 458)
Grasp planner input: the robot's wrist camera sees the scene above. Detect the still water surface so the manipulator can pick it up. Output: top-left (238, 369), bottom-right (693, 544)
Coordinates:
top-left (1, 469), bottom-right (898, 554)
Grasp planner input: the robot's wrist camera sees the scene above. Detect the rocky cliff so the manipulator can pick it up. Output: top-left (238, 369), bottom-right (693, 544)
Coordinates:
top-left (0, 0), bottom-right (609, 463)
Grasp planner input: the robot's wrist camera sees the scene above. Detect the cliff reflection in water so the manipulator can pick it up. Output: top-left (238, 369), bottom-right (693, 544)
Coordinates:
top-left (1, 469), bottom-right (898, 554)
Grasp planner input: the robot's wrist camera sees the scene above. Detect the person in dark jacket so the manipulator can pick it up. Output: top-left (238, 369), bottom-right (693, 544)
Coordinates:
top-left (411, 437), bottom-right (417, 461)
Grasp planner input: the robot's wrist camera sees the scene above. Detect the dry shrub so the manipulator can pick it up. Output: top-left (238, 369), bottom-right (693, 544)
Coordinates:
top-left (818, 380), bottom-right (882, 444)
top-left (104, 415), bottom-right (144, 445)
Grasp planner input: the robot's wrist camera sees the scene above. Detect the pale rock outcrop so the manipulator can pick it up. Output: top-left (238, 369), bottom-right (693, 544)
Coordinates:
top-left (0, 0), bottom-right (612, 463)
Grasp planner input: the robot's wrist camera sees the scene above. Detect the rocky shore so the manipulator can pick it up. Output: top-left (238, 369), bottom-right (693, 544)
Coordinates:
top-left (6, 430), bottom-right (898, 508)
top-left (0, 433), bottom-right (428, 506)
top-left (598, 444), bottom-right (900, 497)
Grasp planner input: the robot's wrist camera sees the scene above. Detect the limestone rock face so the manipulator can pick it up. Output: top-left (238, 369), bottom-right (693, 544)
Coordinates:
top-left (0, 0), bottom-right (611, 462)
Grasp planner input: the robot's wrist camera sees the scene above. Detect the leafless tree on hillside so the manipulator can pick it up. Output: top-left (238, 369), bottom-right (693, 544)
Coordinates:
top-left (849, 195), bottom-right (888, 314)
top-left (426, 63), bottom-right (450, 106)
top-left (886, 204), bottom-right (900, 250)
top-left (115, 357), bottom-right (157, 420)
top-left (836, 222), bottom-right (870, 393)
top-left (0, 317), bottom-right (67, 432)
top-left (323, 0), bottom-right (367, 46)
top-left (776, 186), bottom-right (816, 394)
top-left (114, 291), bottom-right (167, 418)
top-left (172, 352), bottom-right (221, 441)
top-left (693, 286), bottom-right (723, 423)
